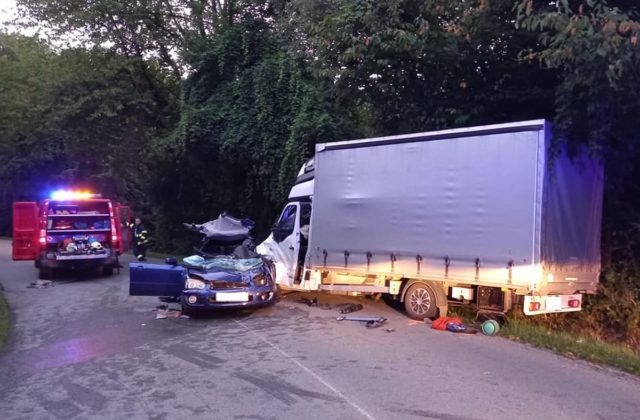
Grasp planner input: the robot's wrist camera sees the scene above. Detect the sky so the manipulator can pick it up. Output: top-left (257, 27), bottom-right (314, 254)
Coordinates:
top-left (0, 0), bottom-right (18, 31)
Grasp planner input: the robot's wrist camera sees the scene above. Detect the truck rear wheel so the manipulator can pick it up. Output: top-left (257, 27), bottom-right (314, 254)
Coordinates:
top-left (404, 282), bottom-right (438, 320)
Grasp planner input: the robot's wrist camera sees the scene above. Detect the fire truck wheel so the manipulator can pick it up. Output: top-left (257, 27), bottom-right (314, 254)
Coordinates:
top-left (404, 282), bottom-right (438, 320)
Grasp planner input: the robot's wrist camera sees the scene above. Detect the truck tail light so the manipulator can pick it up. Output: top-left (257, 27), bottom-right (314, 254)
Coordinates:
top-left (39, 229), bottom-right (46, 246)
top-left (529, 301), bottom-right (541, 312)
top-left (568, 299), bottom-right (580, 308)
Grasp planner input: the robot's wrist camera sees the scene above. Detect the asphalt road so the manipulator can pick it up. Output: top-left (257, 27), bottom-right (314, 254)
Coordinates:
top-left (0, 239), bottom-right (639, 420)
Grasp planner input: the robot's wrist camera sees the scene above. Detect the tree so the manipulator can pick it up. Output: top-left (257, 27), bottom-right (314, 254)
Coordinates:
top-left (148, 6), bottom-right (351, 250)
top-left (0, 32), bottom-right (178, 234)
top-left (296, 0), bottom-right (557, 134)
top-left (14, 0), bottom-right (285, 77)
top-left (517, 0), bottom-right (640, 347)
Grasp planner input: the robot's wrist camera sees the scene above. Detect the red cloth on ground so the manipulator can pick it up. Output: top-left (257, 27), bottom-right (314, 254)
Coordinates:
top-left (431, 316), bottom-right (463, 330)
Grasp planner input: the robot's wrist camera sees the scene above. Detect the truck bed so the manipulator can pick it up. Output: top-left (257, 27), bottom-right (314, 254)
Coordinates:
top-left (307, 120), bottom-right (602, 293)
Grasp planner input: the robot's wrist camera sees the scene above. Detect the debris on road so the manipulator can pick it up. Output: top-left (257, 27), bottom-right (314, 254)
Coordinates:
top-left (299, 297), bottom-right (319, 307)
top-left (481, 320), bottom-right (500, 336)
top-left (336, 315), bottom-right (387, 328)
top-left (156, 308), bottom-right (182, 319)
top-left (430, 316), bottom-right (478, 334)
top-left (27, 280), bottom-right (54, 289)
top-left (338, 303), bottom-right (363, 314)
top-left (299, 299), bottom-right (364, 313)
top-left (430, 316), bottom-right (462, 330)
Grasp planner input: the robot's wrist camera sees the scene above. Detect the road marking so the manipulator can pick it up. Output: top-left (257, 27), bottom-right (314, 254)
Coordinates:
top-left (235, 320), bottom-right (376, 420)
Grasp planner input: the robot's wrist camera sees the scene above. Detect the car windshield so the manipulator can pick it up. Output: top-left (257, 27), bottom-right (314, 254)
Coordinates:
top-left (182, 255), bottom-right (263, 272)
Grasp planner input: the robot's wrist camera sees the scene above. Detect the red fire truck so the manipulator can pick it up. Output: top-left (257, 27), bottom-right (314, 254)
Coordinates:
top-left (12, 190), bottom-right (131, 278)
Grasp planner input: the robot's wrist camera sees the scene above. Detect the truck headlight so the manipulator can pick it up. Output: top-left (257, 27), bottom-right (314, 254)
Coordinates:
top-left (185, 278), bottom-right (206, 290)
top-left (253, 273), bottom-right (268, 286)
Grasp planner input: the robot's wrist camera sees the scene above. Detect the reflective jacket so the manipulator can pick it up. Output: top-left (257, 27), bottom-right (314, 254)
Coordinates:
top-left (127, 222), bottom-right (152, 246)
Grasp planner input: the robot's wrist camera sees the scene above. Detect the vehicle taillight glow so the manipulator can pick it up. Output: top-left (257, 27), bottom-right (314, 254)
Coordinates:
top-left (108, 202), bottom-right (118, 247)
top-left (568, 299), bottom-right (580, 308)
top-left (529, 301), bottom-right (541, 312)
top-left (39, 229), bottom-right (46, 245)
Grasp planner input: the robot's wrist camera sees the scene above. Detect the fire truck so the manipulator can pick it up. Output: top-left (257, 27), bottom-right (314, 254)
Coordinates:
top-left (12, 190), bottom-right (131, 278)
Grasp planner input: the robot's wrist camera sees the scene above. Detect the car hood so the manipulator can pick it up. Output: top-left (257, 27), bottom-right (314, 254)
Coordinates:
top-left (191, 270), bottom-right (245, 282)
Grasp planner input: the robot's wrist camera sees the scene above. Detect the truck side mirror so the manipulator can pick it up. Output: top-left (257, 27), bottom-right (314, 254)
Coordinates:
top-left (165, 257), bottom-right (178, 266)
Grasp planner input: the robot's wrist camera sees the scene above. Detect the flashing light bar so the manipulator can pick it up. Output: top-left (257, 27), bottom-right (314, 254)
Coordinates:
top-left (50, 190), bottom-right (101, 201)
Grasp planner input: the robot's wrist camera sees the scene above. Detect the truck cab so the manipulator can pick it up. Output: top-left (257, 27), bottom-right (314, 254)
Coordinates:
top-left (12, 190), bottom-right (131, 278)
top-left (257, 159), bottom-right (314, 288)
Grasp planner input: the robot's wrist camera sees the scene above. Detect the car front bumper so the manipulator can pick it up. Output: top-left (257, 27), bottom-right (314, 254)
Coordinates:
top-left (181, 286), bottom-right (276, 311)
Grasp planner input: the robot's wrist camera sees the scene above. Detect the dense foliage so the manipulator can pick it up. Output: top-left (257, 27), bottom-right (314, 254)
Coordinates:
top-left (1, 0), bottom-right (639, 348)
top-left (0, 33), bottom-right (178, 233)
top-left (516, 0), bottom-right (640, 348)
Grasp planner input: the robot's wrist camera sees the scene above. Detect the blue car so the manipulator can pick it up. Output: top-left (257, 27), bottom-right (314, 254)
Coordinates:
top-left (129, 214), bottom-right (276, 314)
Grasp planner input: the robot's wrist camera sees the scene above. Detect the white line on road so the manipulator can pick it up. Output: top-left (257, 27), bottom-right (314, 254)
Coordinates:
top-left (235, 320), bottom-right (376, 420)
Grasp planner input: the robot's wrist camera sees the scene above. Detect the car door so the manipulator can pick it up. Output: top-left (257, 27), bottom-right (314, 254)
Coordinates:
top-left (129, 262), bottom-right (187, 297)
top-left (12, 202), bottom-right (39, 261)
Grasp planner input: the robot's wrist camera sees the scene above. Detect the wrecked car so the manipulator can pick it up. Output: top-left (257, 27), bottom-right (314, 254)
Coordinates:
top-left (129, 213), bottom-right (276, 314)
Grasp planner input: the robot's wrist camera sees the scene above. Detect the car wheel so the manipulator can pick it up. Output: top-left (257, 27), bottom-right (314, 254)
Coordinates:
top-left (180, 304), bottom-right (195, 317)
top-left (180, 297), bottom-right (195, 317)
top-left (404, 282), bottom-right (438, 320)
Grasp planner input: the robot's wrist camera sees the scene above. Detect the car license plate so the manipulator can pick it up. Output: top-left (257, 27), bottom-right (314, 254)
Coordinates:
top-left (216, 292), bottom-right (249, 302)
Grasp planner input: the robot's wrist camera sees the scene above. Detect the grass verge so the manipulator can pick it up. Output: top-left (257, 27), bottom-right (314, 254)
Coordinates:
top-left (0, 285), bottom-right (9, 350)
top-left (447, 306), bottom-right (640, 376)
top-left (500, 318), bottom-right (640, 376)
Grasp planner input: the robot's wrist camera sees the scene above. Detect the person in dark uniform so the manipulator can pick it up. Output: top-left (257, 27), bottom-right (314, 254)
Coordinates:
top-left (126, 217), bottom-right (152, 261)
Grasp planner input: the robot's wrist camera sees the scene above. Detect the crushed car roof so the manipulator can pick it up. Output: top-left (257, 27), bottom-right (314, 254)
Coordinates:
top-left (183, 213), bottom-right (254, 242)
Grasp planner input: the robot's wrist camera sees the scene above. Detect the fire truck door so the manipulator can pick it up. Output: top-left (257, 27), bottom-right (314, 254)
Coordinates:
top-left (12, 202), bottom-right (39, 261)
top-left (116, 205), bottom-right (131, 253)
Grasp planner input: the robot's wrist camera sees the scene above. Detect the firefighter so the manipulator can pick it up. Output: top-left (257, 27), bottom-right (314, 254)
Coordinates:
top-left (127, 217), bottom-right (152, 261)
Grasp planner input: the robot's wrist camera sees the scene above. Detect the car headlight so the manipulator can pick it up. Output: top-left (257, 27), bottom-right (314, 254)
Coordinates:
top-left (185, 278), bottom-right (206, 290)
top-left (253, 273), bottom-right (268, 286)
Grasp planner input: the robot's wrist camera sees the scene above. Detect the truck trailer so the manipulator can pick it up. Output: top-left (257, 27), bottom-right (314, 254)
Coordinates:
top-left (257, 120), bottom-right (604, 319)
top-left (12, 190), bottom-right (131, 278)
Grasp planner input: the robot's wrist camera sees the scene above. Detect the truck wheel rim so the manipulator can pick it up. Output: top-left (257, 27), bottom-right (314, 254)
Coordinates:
top-left (409, 287), bottom-right (431, 315)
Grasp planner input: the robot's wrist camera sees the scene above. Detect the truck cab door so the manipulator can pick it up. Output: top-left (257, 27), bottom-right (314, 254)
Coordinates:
top-left (12, 202), bottom-right (39, 261)
top-left (259, 203), bottom-right (301, 288)
top-left (116, 205), bottom-right (131, 253)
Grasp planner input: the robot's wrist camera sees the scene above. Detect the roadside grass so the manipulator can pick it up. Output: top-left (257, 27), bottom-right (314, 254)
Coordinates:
top-left (447, 306), bottom-right (640, 376)
top-left (500, 319), bottom-right (640, 376)
top-left (0, 285), bottom-right (9, 350)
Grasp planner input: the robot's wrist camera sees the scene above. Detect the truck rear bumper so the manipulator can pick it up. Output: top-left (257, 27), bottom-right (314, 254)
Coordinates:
top-left (523, 294), bottom-right (582, 315)
top-left (39, 252), bottom-right (117, 269)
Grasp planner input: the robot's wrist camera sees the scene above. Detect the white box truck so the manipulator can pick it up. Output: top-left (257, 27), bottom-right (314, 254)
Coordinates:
top-left (257, 120), bottom-right (603, 319)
